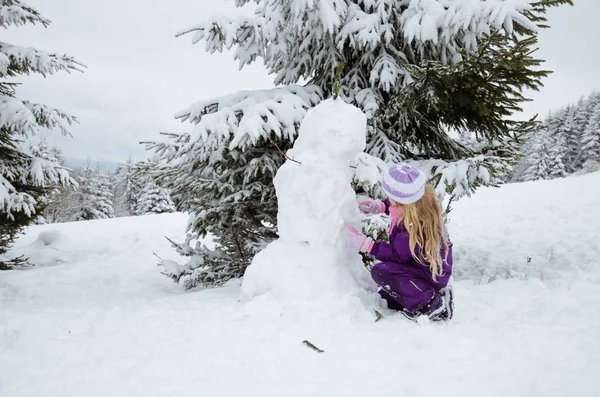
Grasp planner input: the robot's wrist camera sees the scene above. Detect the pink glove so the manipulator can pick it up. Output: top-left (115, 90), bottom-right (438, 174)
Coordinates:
top-left (347, 226), bottom-right (374, 253)
top-left (358, 199), bottom-right (385, 215)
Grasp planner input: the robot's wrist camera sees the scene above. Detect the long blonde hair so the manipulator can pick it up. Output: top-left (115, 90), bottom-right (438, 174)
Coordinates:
top-left (391, 184), bottom-right (449, 281)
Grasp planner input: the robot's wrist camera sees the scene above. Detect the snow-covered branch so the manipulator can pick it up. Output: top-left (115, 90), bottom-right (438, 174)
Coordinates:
top-left (0, 43), bottom-right (85, 78)
top-left (0, 0), bottom-right (49, 29)
top-left (176, 85), bottom-right (322, 151)
top-left (401, 0), bottom-right (537, 51)
top-left (0, 96), bottom-right (77, 137)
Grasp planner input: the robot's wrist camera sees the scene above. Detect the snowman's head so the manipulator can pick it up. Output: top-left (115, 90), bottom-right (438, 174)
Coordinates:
top-left (293, 99), bottom-right (367, 162)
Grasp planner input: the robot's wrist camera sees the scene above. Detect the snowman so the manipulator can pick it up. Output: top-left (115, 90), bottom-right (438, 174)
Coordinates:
top-left (241, 99), bottom-right (377, 316)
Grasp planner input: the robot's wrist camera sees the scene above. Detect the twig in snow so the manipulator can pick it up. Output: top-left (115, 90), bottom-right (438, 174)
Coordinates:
top-left (478, 269), bottom-right (485, 285)
top-left (302, 340), bottom-right (324, 353)
top-left (374, 309), bottom-right (383, 322)
top-left (266, 125), bottom-right (358, 170)
top-left (153, 252), bottom-right (163, 261)
top-left (504, 267), bottom-right (515, 279)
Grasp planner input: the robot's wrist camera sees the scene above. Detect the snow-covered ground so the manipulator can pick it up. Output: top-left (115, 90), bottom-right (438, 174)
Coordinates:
top-left (2, 173), bottom-right (600, 397)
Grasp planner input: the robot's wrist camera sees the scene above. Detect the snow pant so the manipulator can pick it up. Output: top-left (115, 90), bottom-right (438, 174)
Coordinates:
top-left (371, 261), bottom-right (436, 313)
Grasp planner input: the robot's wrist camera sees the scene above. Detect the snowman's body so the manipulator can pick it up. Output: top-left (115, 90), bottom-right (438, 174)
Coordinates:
top-left (242, 99), bottom-right (377, 316)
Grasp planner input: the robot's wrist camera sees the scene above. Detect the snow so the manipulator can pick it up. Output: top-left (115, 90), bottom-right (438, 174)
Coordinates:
top-left (2, 174), bottom-right (600, 396)
top-left (242, 99), bottom-right (378, 317)
top-left (451, 171), bottom-right (600, 284)
top-left (0, 2), bottom-right (49, 29)
top-left (176, 85), bottom-right (322, 152)
top-left (0, 43), bottom-right (84, 77)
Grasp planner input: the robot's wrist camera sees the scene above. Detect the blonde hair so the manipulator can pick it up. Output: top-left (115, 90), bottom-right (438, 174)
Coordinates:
top-left (391, 184), bottom-right (449, 281)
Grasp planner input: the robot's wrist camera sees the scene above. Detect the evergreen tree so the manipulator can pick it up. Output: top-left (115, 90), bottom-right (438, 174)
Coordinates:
top-left (548, 115), bottom-right (568, 179)
top-left (513, 90), bottom-right (600, 181)
top-left (28, 138), bottom-right (69, 224)
top-left (523, 130), bottom-right (552, 181)
top-left (123, 157), bottom-right (144, 215)
top-left (111, 163), bottom-right (131, 217)
top-left (73, 161), bottom-right (114, 221)
top-left (136, 181), bottom-right (176, 215)
top-left (1, 0), bottom-right (83, 269)
top-left (145, 0), bottom-right (571, 288)
top-left (582, 101), bottom-right (600, 163)
top-left (570, 98), bottom-right (590, 169)
top-left (512, 91), bottom-right (600, 181)
top-left (557, 105), bottom-right (580, 173)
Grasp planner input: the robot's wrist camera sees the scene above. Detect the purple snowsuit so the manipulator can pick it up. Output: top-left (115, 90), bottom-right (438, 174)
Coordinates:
top-left (370, 199), bottom-right (453, 313)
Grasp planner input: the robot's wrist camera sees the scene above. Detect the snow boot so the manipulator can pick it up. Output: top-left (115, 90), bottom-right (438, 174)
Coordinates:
top-left (424, 286), bottom-right (454, 321)
top-left (378, 286), bottom-right (454, 322)
top-left (402, 287), bottom-right (454, 322)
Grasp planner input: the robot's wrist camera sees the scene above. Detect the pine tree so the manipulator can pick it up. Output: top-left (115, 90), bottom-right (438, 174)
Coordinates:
top-left (136, 181), bottom-right (175, 215)
top-left (582, 101), bottom-right (600, 164)
top-left (512, 91), bottom-right (600, 181)
top-left (523, 130), bottom-right (552, 181)
top-left (28, 138), bottom-right (70, 224)
top-left (122, 157), bottom-right (145, 215)
top-left (1, 0), bottom-right (83, 269)
top-left (73, 161), bottom-right (114, 221)
top-left (548, 114), bottom-right (568, 179)
top-left (111, 163), bottom-right (131, 217)
top-left (569, 98), bottom-right (590, 169)
top-left (145, 0), bottom-right (572, 288)
top-left (557, 105), bottom-right (581, 173)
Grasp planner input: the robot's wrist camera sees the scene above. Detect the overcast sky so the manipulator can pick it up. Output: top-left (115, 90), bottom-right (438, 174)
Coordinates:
top-left (4, 0), bottom-right (600, 163)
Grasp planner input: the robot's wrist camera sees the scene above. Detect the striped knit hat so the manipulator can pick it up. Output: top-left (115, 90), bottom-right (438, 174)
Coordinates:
top-left (381, 163), bottom-right (427, 204)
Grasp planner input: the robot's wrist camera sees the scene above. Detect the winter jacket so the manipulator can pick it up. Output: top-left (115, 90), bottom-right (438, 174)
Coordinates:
top-left (370, 199), bottom-right (453, 289)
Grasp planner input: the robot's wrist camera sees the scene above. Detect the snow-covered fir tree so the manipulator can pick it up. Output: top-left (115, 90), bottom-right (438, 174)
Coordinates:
top-left (27, 139), bottom-right (72, 224)
top-left (582, 98), bottom-right (600, 164)
top-left (123, 157), bottom-right (145, 215)
top-left (571, 99), bottom-right (590, 169)
top-left (548, 110), bottom-right (569, 179)
top-left (513, 90), bottom-right (600, 182)
top-left (136, 181), bottom-right (175, 215)
top-left (1, 0), bottom-right (83, 269)
top-left (558, 106), bottom-right (582, 173)
top-left (72, 161), bottom-right (114, 221)
top-left (111, 162), bottom-right (132, 217)
top-left (522, 130), bottom-right (552, 181)
top-left (145, 0), bottom-right (571, 288)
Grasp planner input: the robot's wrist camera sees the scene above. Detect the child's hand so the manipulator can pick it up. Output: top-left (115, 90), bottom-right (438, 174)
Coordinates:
top-left (346, 226), bottom-right (374, 253)
top-left (358, 199), bottom-right (385, 214)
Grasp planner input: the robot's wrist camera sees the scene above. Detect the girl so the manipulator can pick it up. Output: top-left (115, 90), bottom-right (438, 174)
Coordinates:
top-left (347, 163), bottom-right (454, 321)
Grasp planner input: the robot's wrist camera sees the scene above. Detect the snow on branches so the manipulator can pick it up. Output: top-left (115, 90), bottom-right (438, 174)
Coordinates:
top-left (176, 85), bottom-right (323, 152)
top-left (0, 43), bottom-right (84, 79)
top-left (1, 0), bottom-right (82, 268)
top-left (181, 0), bottom-right (539, 90)
top-left (0, 0), bottom-right (49, 29)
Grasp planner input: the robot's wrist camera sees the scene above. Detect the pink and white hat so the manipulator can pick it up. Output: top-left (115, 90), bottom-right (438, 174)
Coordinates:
top-left (381, 163), bottom-right (427, 204)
